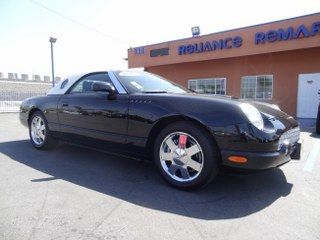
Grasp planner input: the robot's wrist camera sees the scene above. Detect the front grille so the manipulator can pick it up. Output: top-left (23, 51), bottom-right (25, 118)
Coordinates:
top-left (278, 127), bottom-right (300, 150)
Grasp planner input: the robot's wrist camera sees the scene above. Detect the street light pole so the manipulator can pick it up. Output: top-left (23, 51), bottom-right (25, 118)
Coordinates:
top-left (49, 37), bottom-right (57, 87)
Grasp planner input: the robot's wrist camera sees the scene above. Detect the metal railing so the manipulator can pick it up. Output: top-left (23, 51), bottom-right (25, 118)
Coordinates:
top-left (0, 91), bottom-right (47, 113)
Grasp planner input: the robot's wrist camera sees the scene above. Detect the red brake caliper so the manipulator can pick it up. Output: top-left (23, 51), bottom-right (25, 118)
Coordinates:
top-left (178, 134), bottom-right (187, 149)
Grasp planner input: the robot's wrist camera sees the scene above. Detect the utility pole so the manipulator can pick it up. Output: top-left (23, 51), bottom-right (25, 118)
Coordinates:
top-left (49, 37), bottom-right (57, 87)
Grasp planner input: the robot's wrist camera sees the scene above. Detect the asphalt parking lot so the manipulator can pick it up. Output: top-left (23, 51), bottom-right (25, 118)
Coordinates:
top-left (0, 113), bottom-right (319, 240)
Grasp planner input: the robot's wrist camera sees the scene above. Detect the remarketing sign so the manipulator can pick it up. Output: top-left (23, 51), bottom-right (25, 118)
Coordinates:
top-left (178, 21), bottom-right (320, 55)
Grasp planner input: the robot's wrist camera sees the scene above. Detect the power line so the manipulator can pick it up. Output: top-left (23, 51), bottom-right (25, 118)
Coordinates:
top-left (29, 0), bottom-right (129, 45)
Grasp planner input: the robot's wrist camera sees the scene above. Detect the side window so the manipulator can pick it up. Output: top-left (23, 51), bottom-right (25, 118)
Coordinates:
top-left (69, 73), bottom-right (114, 94)
top-left (188, 78), bottom-right (226, 95)
top-left (241, 75), bottom-right (273, 100)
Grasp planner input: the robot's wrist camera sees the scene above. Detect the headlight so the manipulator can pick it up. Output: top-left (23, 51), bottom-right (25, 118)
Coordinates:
top-left (271, 104), bottom-right (280, 111)
top-left (239, 103), bottom-right (264, 130)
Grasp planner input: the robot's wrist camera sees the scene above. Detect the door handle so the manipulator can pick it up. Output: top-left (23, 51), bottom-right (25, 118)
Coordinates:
top-left (62, 103), bottom-right (69, 107)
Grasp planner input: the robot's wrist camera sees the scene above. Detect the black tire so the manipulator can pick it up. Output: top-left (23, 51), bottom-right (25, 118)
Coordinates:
top-left (29, 111), bottom-right (58, 150)
top-left (153, 121), bottom-right (220, 190)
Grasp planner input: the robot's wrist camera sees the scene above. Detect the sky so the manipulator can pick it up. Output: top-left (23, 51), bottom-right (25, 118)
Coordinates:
top-left (0, 0), bottom-right (319, 79)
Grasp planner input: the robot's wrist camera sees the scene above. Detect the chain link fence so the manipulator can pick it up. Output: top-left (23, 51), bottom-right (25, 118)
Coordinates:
top-left (0, 91), bottom-right (48, 113)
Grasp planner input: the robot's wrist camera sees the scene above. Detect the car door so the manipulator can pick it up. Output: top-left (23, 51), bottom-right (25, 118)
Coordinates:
top-left (57, 72), bottom-right (129, 146)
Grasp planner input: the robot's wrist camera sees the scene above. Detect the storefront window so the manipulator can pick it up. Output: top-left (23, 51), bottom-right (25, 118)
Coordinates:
top-left (188, 78), bottom-right (226, 95)
top-left (241, 75), bottom-right (273, 99)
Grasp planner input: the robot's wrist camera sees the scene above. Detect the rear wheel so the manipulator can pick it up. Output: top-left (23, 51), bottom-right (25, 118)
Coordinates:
top-left (153, 121), bottom-right (220, 189)
top-left (29, 111), bottom-right (58, 150)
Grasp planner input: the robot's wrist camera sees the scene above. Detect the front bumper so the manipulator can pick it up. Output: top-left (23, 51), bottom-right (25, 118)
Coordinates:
top-left (221, 141), bottom-right (301, 170)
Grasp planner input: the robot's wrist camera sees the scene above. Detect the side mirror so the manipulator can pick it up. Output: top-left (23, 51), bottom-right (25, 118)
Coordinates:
top-left (92, 82), bottom-right (117, 99)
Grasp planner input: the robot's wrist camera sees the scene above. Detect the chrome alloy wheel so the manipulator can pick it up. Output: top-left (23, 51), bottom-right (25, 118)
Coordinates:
top-left (159, 132), bottom-right (204, 182)
top-left (30, 116), bottom-right (46, 145)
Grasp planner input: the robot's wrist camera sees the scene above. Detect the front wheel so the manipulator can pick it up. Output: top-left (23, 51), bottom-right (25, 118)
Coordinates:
top-left (153, 121), bottom-right (220, 190)
top-left (29, 111), bottom-right (58, 150)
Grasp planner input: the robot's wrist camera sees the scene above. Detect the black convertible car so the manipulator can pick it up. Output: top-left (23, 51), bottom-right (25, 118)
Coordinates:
top-left (20, 70), bottom-right (301, 189)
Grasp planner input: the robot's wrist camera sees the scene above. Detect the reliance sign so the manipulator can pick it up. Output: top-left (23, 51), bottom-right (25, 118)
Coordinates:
top-left (178, 36), bottom-right (243, 55)
top-left (178, 21), bottom-right (320, 55)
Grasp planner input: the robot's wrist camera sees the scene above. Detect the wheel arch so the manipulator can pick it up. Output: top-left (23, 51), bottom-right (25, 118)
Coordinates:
top-left (28, 107), bottom-right (42, 124)
top-left (146, 114), bottom-right (221, 158)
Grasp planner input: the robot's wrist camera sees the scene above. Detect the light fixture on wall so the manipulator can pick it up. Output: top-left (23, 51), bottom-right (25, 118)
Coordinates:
top-left (191, 26), bottom-right (200, 37)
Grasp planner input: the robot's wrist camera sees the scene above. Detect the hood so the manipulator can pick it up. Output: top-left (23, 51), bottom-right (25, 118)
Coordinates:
top-left (174, 93), bottom-right (291, 120)
top-left (190, 94), bottom-right (290, 118)
top-left (136, 91), bottom-right (295, 123)
top-left (249, 101), bottom-right (289, 119)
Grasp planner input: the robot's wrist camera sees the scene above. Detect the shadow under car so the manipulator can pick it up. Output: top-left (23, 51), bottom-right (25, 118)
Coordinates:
top-left (0, 139), bottom-right (293, 220)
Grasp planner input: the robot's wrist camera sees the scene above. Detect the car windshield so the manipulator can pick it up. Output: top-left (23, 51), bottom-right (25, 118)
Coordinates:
top-left (114, 71), bottom-right (187, 94)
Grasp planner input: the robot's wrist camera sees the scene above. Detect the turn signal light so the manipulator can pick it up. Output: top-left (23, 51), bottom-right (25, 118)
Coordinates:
top-left (228, 156), bottom-right (247, 163)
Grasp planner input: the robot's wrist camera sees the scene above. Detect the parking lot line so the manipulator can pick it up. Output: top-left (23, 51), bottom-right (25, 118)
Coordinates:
top-left (303, 138), bottom-right (320, 172)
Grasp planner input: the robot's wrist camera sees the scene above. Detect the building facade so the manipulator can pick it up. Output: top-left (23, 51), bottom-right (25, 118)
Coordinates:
top-left (128, 13), bottom-right (320, 118)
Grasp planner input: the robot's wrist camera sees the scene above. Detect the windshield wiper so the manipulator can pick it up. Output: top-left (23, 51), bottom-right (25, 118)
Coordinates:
top-left (142, 90), bottom-right (168, 93)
